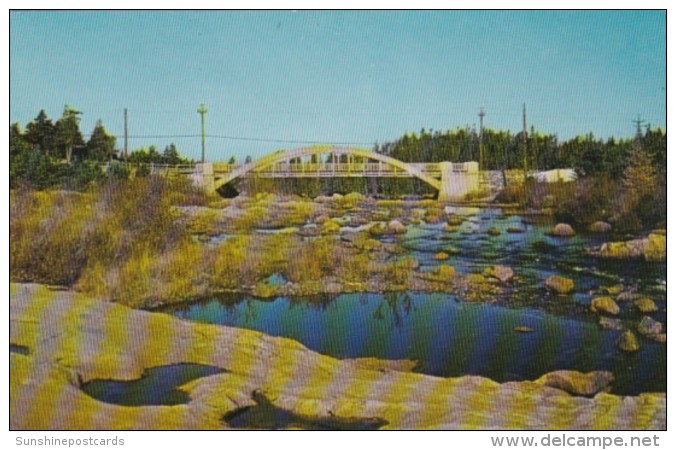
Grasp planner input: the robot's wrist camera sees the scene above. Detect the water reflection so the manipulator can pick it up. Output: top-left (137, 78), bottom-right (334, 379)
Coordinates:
top-left (161, 292), bottom-right (665, 396)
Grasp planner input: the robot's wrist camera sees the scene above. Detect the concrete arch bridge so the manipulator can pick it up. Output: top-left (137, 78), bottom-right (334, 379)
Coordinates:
top-left (187, 146), bottom-right (480, 201)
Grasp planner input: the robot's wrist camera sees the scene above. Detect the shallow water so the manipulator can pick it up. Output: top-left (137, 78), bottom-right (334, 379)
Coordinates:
top-left (164, 293), bottom-right (665, 396)
top-left (80, 364), bottom-right (225, 406)
top-left (163, 209), bottom-right (666, 396)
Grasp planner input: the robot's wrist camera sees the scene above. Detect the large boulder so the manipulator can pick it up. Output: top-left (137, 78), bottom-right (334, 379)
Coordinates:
top-left (483, 265), bottom-right (515, 284)
top-left (549, 223), bottom-right (576, 237)
top-left (637, 316), bottom-right (663, 337)
top-left (534, 370), bottom-right (614, 396)
top-left (545, 275), bottom-right (575, 295)
top-left (590, 297), bottom-right (620, 316)
top-left (617, 330), bottom-right (640, 352)
top-left (634, 297), bottom-right (658, 313)
top-left (588, 221), bottom-right (612, 233)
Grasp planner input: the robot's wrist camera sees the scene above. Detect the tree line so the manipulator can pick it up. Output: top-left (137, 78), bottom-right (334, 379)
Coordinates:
top-left (10, 107), bottom-right (192, 189)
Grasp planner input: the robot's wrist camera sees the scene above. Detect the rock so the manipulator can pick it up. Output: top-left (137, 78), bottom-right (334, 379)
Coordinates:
top-left (466, 273), bottom-right (489, 286)
top-left (487, 227), bottom-right (501, 236)
top-left (545, 275), bottom-right (575, 295)
top-left (534, 370), bottom-right (614, 396)
top-left (314, 215), bottom-right (330, 225)
top-left (9, 283), bottom-right (668, 430)
top-left (634, 298), bottom-right (658, 313)
top-left (506, 226), bottom-right (525, 233)
top-left (367, 222), bottom-right (388, 236)
top-left (484, 265), bottom-right (515, 283)
top-left (347, 216), bottom-right (369, 227)
top-left (442, 225), bottom-right (459, 233)
top-left (514, 326), bottom-right (534, 333)
top-left (435, 265), bottom-right (456, 279)
top-left (644, 233), bottom-right (666, 262)
top-left (320, 219), bottom-right (341, 234)
top-left (590, 297), bottom-right (620, 316)
top-left (591, 233), bottom-right (665, 262)
top-left (399, 257), bottom-right (420, 270)
top-left (617, 330), bottom-right (640, 352)
top-left (598, 317), bottom-right (624, 330)
top-left (433, 252), bottom-right (450, 261)
top-left (342, 192), bottom-right (363, 202)
top-left (444, 206), bottom-right (480, 216)
top-left (549, 223), bottom-right (575, 237)
top-left (298, 225), bottom-right (320, 237)
top-left (637, 316), bottom-right (663, 337)
top-left (383, 243), bottom-right (405, 254)
top-left (617, 291), bottom-right (641, 302)
top-left (387, 220), bottom-right (407, 234)
top-left (652, 334), bottom-right (667, 343)
top-left (588, 221), bottom-right (612, 233)
top-left (603, 284), bottom-right (624, 295)
top-left (446, 215), bottom-right (465, 226)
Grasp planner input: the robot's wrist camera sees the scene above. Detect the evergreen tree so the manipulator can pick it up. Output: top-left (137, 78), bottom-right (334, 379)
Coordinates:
top-left (54, 105), bottom-right (84, 162)
top-left (163, 143), bottom-right (181, 164)
top-left (24, 110), bottom-right (55, 155)
top-left (86, 120), bottom-right (116, 161)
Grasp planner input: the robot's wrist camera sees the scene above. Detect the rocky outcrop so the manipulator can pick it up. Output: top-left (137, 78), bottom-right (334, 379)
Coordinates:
top-left (545, 275), bottom-right (575, 295)
top-left (10, 284), bottom-right (666, 430)
top-left (590, 233), bottom-right (666, 262)
top-left (534, 371), bottom-right (614, 396)
top-left (590, 297), bottom-right (620, 316)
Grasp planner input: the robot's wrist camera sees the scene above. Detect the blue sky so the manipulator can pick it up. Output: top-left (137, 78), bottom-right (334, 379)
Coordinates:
top-left (10, 10), bottom-right (666, 161)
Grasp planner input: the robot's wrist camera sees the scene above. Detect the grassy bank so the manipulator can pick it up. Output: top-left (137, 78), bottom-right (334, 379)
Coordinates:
top-left (10, 177), bottom-right (462, 307)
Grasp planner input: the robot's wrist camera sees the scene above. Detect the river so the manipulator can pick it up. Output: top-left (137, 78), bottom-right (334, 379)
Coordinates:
top-left (160, 207), bottom-right (666, 396)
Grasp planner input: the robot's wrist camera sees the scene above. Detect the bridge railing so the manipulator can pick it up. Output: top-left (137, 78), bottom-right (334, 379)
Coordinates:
top-left (246, 162), bottom-right (441, 174)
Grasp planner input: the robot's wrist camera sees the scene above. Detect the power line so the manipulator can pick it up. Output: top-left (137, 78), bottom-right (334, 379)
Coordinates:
top-left (81, 132), bottom-right (375, 146)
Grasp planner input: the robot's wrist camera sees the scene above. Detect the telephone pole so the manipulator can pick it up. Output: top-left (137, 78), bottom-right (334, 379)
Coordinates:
top-left (123, 108), bottom-right (128, 162)
top-left (632, 114), bottom-right (645, 149)
top-left (478, 107), bottom-right (485, 170)
top-left (522, 103), bottom-right (528, 182)
top-left (197, 103), bottom-right (208, 163)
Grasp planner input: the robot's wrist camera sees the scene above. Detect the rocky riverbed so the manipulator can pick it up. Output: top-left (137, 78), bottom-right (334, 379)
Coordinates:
top-left (10, 283), bottom-right (665, 430)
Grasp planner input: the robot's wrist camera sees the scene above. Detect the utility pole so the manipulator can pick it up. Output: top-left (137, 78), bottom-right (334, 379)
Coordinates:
top-left (522, 103), bottom-right (528, 182)
top-left (197, 103), bottom-right (208, 163)
top-left (632, 114), bottom-right (645, 149)
top-left (124, 108), bottom-right (128, 162)
top-left (478, 107), bottom-right (485, 170)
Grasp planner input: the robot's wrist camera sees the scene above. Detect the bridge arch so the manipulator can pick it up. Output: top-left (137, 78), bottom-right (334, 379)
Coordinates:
top-left (213, 146), bottom-right (442, 191)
